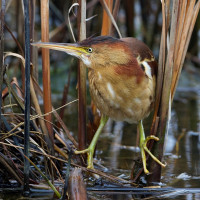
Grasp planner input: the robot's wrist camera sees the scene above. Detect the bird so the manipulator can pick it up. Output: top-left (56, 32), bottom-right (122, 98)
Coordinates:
top-left (32, 36), bottom-right (166, 174)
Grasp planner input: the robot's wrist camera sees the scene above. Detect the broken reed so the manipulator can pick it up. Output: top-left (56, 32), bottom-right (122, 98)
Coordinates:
top-left (40, 0), bottom-right (54, 148)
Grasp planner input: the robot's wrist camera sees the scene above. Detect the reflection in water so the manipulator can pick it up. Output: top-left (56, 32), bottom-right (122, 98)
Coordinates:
top-left (109, 121), bottom-right (124, 169)
top-left (164, 90), bottom-right (200, 188)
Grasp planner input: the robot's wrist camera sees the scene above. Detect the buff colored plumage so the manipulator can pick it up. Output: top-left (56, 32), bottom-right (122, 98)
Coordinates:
top-left (32, 36), bottom-right (166, 174)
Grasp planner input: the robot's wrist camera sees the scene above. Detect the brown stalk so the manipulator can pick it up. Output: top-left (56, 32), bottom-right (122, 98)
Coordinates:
top-left (77, 0), bottom-right (87, 151)
top-left (180, 2), bottom-right (200, 67)
top-left (165, 0), bottom-right (171, 44)
top-left (101, 0), bottom-right (113, 35)
top-left (171, 1), bottom-right (194, 91)
top-left (100, 0), bottom-right (122, 38)
top-left (40, 0), bottom-right (53, 146)
top-left (68, 168), bottom-right (87, 200)
top-left (173, 1), bottom-right (187, 61)
top-left (123, 0), bottom-right (134, 37)
top-left (171, 0), bottom-right (200, 98)
top-left (153, 0), bottom-right (167, 124)
top-left (148, 0), bottom-right (179, 183)
top-left (146, 0), bottom-right (200, 184)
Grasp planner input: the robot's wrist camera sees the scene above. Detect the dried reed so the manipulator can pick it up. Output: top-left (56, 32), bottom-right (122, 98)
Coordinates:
top-left (147, 0), bottom-right (200, 183)
top-left (40, 0), bottom-right (54, 147)
top-left (77, 0), bottom-right (87, 151)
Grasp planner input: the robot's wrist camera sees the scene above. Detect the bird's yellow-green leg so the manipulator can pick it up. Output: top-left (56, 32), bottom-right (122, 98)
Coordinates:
top-left (75, 115), bottom-right (109, 169)
top-left (138, 120), bottom-right (166, 174)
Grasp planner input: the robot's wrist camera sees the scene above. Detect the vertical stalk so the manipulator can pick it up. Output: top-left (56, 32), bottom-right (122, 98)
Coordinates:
top-left (123, 0), bottom-right (134, 37)
top-left (147, 0), bottom-right (200, 184)
top-left (147, 0), bottom-right (178, 183)
top-left (100, 0), bottom-right (122, 38)
top-left (23, 0), bottom-right (30, 194)
top-left (0, 0), bottom-right (5, 127)
top-left (101, 0), bottom-right (113, 35)
top-left (40, 0), bottom-right (53, 146)
top-left (77, 0), bottom-right (87, 150)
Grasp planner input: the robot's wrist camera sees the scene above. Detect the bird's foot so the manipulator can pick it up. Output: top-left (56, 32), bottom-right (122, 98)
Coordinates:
top-left (75, 147), bottom-right (95, 169)
top-left (75, 115), bottom-right (109, 169)
top-left (140, 135), bottom-right (166, 174)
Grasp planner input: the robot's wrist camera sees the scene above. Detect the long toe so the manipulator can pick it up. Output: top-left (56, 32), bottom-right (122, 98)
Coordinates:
top-left (86, 147), bottom-right (95, 169)
top-left (74, 148), bottom-right (95, 169)
top-left (140, 146), bottom-right (150, 174)
top-left (75, 148), bottom-right (89, 155)
top-left (143, 136), bottom-right (166, 168)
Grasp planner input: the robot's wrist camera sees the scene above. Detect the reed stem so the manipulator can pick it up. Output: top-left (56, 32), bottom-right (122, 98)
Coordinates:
top-left (40, 0), bottom-right (54, 148)
top-left (23, 0), bottom-right (31, 194)
top-left (77, 0), bottom-right (87, 151)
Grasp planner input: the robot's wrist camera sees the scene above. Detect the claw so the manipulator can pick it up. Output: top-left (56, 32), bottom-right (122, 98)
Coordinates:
top-left (138, 120), bottom-right (166, 174)
top-left (75, 148), bottom-right (94, 169)
top-left (74, 114), bottom-right (109, 169)
top-left (142, 136), bottom-right (167, 168)
top-left (75, 149), bottom-right (89, 154)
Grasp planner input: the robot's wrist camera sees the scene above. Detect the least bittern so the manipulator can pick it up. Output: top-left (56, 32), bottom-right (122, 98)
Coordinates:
top-left (33, 36), bottom-right (166, 174)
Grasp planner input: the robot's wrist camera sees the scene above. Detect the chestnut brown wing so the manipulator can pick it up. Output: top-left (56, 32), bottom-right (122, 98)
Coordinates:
top-left (121, 37), bottom-right (158, 77)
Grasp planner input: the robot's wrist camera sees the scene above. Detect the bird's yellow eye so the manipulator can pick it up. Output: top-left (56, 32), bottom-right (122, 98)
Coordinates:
top-left (87, 48), bottom-right (93, 53)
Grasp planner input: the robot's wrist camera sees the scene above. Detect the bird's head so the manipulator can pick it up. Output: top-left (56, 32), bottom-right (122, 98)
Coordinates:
top-left (32, 36), bottom-right (132, 69)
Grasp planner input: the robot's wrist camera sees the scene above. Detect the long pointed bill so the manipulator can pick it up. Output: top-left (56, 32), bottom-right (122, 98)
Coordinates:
top-left (32, 42), bottom-right (85, 59)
